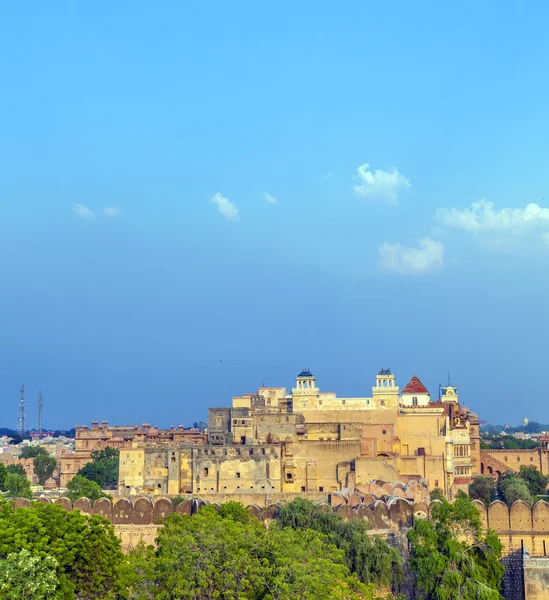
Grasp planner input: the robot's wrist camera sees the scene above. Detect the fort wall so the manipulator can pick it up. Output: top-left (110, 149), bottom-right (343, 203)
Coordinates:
top-left (15, 494), bottom-right (549, 558)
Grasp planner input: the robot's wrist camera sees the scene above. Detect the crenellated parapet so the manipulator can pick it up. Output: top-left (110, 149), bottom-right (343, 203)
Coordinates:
top-left (10, 493), bottom-right (549, 558)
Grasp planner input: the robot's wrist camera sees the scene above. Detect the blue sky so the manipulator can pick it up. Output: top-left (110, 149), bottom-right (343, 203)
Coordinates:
top-left (1, 2), bottom-right (548, 429)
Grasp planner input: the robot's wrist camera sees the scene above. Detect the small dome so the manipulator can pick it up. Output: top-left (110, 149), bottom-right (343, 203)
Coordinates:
top-left (43, 478), bottom-right (57, 490)
top-left (297, 369), bottom-right (313, 378)
top-left (378, 368), bottom-right (392, 375)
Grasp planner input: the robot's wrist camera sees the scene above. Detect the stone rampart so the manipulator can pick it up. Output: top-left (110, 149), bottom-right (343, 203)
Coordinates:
top-left (13, 493), bottom-right (549, 559)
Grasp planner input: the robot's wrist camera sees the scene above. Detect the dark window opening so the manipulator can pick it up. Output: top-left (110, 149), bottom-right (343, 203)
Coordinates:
top-left (319, 486), bottom-right (324, 492)
top-left (236, 472), bottom-right (241, 478)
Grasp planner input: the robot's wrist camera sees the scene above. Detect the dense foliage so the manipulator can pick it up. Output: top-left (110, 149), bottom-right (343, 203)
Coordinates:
top-left (0, 549), bottom-right (59, 599)
top-left (480, 435), bottom-right (539, 450)
top-left (407, 492), bottom-right (504, 599)
top-left (65, 474), bottom-right (108, 503)
top-left (515, 465), bottom-right (549, 496)
top-left (0, 499), bottom-right (124, 599)
top-left (34, 454), bottom-right (57, 485)
top-left (122, 502), bottom-right (380, 600)
top-left (0, 463), bottom-right (32, 499)
top-left (274, 497), bottom-right (404, 592)
top-left (78, 447), bottom-right (119, 489)
top-left (469, 476), bottom-right (497, 506)
top-left (19, 445), bottom-right (49, 459)
top-left (6, 463), bottom-right (26, 477)
top-left (469, 465), bottom-right (549, 507)
top-left (4, 473), bottom-right (32, 499)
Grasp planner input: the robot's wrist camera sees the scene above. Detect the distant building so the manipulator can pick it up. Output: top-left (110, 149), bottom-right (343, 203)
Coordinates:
top-left (480, 435), bottom-right (549, 480)
top-left (119, 369), bottom-right (480, 499)
top-left (59, 422), bottom-right (207, 487)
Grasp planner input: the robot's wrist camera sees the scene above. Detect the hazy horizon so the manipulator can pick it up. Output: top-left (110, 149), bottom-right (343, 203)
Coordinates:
top-left (1, 2), bottom-right (548, 429)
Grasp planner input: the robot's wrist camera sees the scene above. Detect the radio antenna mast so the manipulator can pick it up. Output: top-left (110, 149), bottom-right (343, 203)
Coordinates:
top-left (18, 385), bottom-right (26, 437)
top-left (37, 389), bottom-right (43, 437)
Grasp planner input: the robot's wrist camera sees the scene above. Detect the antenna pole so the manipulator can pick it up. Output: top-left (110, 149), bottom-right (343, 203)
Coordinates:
top-left (18, 385), bottom-right (26, 437)
top-left (37, 389), bottom-right (43, 437)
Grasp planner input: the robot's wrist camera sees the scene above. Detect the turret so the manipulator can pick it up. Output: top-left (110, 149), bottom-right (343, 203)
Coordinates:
top-left (372, 368), bottom-right (399, 409)
top-left (292, 369), bottom-right (319, 410)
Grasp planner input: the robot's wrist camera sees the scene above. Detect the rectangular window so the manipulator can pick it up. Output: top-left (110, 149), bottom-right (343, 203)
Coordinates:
top-left (382, 429), bottom-right (387, 435)
top-left (286, 473), bottom-right (292, 480)
top-left (236, 472), bottom-right (241, 478)
top-left (301, 486), bottom-right (306, 492)
top-left (203, 468), bottom-right (209, 476)
top-left (434, 480), bottom-right (439, 487)
top-left (319, 486), bottom-right (324, 492)
top-left (249, 449), bottom-right (253, 455)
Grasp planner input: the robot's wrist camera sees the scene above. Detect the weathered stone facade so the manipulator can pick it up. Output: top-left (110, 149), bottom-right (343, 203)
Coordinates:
top-left (60, 421), bottom-right (206, 487)
top-left (481, 445), bottom-right (549, 480)
top-left (120, 369), bottom-right (480, 499)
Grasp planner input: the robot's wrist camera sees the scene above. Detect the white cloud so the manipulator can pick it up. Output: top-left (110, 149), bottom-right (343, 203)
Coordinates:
top-left (436, 200), bottom-right (549, 235)
top-left (263, 191), bottom-right (277, 205)
top-left (104, 206), bottom-right (122, 217)
top-left (322, 172), bottom-right (334, 180)
top-left (72, 204), bottom-right (95, 219)
top-left (210, 192), bottom-right (239, 221)
top-left (353, 162), bottom-right (411, 203)
top-left (378, 237), bottom-right (444, 275)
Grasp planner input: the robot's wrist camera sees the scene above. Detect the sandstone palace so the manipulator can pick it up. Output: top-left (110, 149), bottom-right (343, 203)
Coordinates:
top-left (115, 368), bottom-right (481, 499)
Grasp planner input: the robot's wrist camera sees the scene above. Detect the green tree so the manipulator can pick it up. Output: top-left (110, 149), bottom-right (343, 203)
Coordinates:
top-left (429, 488), bottom-right (445, 501)
top-left (78, 447), bottom-right (119, 489)
top-left (517, 465), bottom-right (549, 497)
top-left (502, 437), bottom-right (519, 449)
top-left (34, 454), bottom-right (57, 486)
top-left (498, 474), bottom-right (533, 506)
top-left (0, 549), bottom-right (60, 599)
top-left (151, 505), bottom-right (373, 600)
top-left (118, 543), bottom-right (156, 600)
top-left (6, 464), bottom-right (26, 477)
top-left (19, 445), bottom-right (49, 459)
top-left (0, 500), bottom-right (124, 599)
top-left (0, 463), bottom-right (6, 491)
top-left (407, 492), bottom-right (504, 599)
top-left (65, 474), bottom-right (107, 504)
top-left (4, 473), bottom-right (32, 499)
top-left (469, 476), bottom-right (497, 507)
top-left (275, 497), bottom-right (404, 592)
